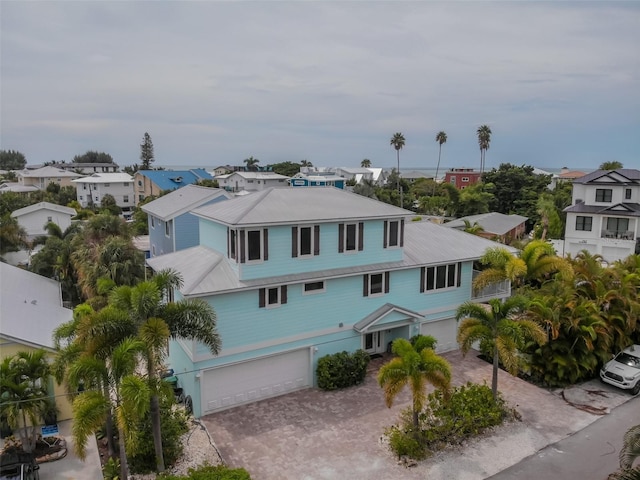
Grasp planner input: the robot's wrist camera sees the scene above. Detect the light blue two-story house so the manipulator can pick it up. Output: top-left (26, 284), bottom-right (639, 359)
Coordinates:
top-left (142, 185), bottom-right (231, 257)
top-left (147, 187), bottom-right (510, 417)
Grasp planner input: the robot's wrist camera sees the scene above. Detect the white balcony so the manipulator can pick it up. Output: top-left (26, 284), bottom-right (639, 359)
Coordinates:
top-left (471, 270), bottom-right (511, 301)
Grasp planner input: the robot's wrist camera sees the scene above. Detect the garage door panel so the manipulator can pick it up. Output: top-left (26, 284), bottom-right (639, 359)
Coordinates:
top-left (421, 318), bottom-right (457, 353)
top-left (203, 349), bottom-right (310, 414)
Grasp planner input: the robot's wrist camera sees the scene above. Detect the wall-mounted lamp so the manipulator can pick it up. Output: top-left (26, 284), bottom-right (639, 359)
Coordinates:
top-left (195, 372), bottom-right (201, 380)
top-left (339, 322), bottom-right (344, 328)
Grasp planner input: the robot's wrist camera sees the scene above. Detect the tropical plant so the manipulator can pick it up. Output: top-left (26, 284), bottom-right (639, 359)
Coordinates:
top-left (378, 337), bottom-right (451, 428)
top-left (609, 425), bottom-right (640, 480)
top-left (434, 131), bottom-right (447, 194)
top-left (463, 220), bottom-right (485, 235)
top-left (600, 161), bottom-right (624, 171)
top-left (243, 156), bottom-right (260, 171)
top-left (390, 133), bottom-right (406, 208)
top-left (0, 350), bottom-right (51, 453)
top-left (456, 296), bottom-right (547, 398)
top-left (476, 125), bottom-right (492, 174)
top-left (360, 158), bottom-right (371, 168)
top-left (0, 149), bottom-right (27, 170)
top-left (300, 159), bottom-right (313, 168)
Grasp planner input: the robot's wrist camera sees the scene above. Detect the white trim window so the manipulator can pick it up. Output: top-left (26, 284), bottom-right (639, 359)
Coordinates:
top-left (303, 281), bottom-right (325, 295)
top-left (338, 222), bottom-right (364, 253)
top-left (420, 263), bottom-right (461, 292)
top-left (259, 286), bottom-right (288, 308)
top-left (292, 225), bottom-right (320, 257)
top-left (575, 216), bottom-right (592, 231)
top-left (235, 228), bottom-right (269, 263)
top-left (151, 217), bottom-right (155, 229)
top-left (383, 219), bottom-right (404, 248)
top-left (363, 272), bottom-right (390, 297)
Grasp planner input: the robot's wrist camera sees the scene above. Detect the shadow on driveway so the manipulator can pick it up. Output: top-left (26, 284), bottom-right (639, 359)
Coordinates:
top-left (202, 349), bottom-right (635, 480)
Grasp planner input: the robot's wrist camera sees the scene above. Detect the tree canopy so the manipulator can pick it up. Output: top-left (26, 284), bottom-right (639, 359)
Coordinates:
top-left (599, 161), bottom-right (624, 170)
top-left (140, 133), bottom-right (155, 170)
top-left (73, 151), bottom-right (114, 164)
top-left (0, 149), bottom-right (27, 170)
top-left (269, 161), bottom-right (301, 177)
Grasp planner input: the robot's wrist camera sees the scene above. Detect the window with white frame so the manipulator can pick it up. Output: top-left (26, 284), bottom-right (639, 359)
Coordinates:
top-left (339, 222), bottom-right (363, 252)
top-left (363, 272), bottom-right (389, 296)
top-left (384, 219), bottom-right (404, 248)
top-left (228, 228), bottom-right (237, 260)
top-left (235, 229), bottom-right (268, 263)
top-left (165, 220), bottom-right (171, 237)
top-left (626, 189), bottom-right (632, 200)
top-left (575, 216), bottom-right (592, 231)
top-left (461, 177), bottom-right (470, 182)
top-left (607, 217), bottom-right (629, 235)
top-left (420, 263), bottom-right (461, 292)
top-left (595, 189), bottom-right (612, 202)
top-left (303, 281), bottom-right (325, 294)
top-left (104, 183), bottom-right (110, 187)
top-left (123, 195), bottom-right (129, 203)
top-left (47, 216), bottom-right (52, 222)
top-left (151, 217), bottom-right (155, 228)
top-left (292, 225), bottom-right (320, 257)
top-left (259, 285), bottom-right (287, 308)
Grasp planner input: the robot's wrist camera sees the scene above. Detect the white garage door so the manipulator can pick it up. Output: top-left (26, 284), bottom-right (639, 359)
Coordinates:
top-left (202, 349), bottom-right (311, 414)
top-left (421, 318), bottom-right (457, 353)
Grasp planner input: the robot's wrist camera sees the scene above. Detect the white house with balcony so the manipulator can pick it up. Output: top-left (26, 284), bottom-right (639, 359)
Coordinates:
top-left (72, 173), bottom-right (135, 217)
top-left (563, 168), bottom-right (640, 262)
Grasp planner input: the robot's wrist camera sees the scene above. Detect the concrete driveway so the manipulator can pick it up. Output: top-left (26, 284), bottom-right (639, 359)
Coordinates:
top-left (202, 350), bottom-right (635, 480)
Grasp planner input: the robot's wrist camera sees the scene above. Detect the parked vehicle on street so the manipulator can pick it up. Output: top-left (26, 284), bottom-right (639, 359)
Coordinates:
top-left (600, 344), bottom-right (640, 395)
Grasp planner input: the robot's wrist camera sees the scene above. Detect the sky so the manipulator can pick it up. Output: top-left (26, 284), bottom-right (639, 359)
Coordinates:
top-left (1, 1), bottom-right (639, 172)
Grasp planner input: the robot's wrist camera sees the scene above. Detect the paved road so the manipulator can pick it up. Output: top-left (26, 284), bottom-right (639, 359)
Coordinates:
top-left (488, 396), bottom-right (640, 480)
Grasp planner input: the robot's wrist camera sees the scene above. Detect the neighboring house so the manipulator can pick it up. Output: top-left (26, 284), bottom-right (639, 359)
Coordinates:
top-left (10, 202), bottom-right (76, 239)
top-left (211, 165), bottom-right (235, 176)
top-left (142, 185), bottom-right (231, 257)
top-left (72, 172), bottom-right (135, 216)
top-left (444, 212), bottom-right (528, 244)
top-left (16, 166), bottom-right (82, 190)
top-left (334, 167), bottom-right (376, 184)
top-left (0, 182), bottom-right (40, 194)
top-left (401, 171), bottom-right (434, 184)
top-left (289, 172), bottom-right (345, 189)
top-left (444, 168), bottom-right (482, 189)
top-left (133, 169), bottom-right (213, 205)
top-left (217, 171), bottom-right (289, 193)
top-left (55, 162), bottom-right (120, 174)
top-left (146, 187), bottom-right (512, 417)
top-left (563, 168), bottom-right (640, 262)
top-left (0, 263), bottom-right (74, 421)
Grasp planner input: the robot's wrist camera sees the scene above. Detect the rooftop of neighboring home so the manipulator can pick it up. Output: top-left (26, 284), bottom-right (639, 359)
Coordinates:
top-left (147, 218), bottom-right (514, 297)
top-left (291, 172), bottom-right (345, 182)
top-left (0, 182), bottom-right (40, 193)
top-left (72, 172), bottom-right (134, 184)
top-left (401, 170), bottom-right (433, 180)
top-left (11, 201), bottom-right (77, 219)
top-left (572, 168), bottom-right (640, 184)
top-left (0, 263), bottom-right (72, 351)
top-left (224, 171), bottom-right (290, 180)
top-left (191, 186), bottom-right (409, 226)
top-left (18, 166), bottom-right (83, 178)
top-left (141, 184), bottom-right (231, 221)
top-left (56, 162), bottom-right (119, 170)
top-left (444, 212), bottom-right (528, 236)
top-left (136, 169), bottom-right (212, 189)
top-left (557, 167), bottom-right (587, 180)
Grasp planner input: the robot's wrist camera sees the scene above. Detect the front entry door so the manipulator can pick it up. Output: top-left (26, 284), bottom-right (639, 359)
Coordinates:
top-left (364, 331), bottom-right (385, 354)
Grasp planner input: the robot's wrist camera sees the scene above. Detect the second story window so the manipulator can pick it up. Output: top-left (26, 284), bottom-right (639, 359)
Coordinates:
top-left (228, 228), bottom-right (237, 260)
top-left (236, 228), bottom-right (269, 263)
top-left (626, 189), bottom-right (632, 200)
top-left (339, 222), bottom-right (363, 253)
top-left (420, 263), bottom-right (461, 292)
top-left (292, 225), bottom-right (320, 257)
top-left (151, 217), bottom-right (155, 229)
top-left (384, 219), bottom-right (404, 248)
top-left (165, 220), bottom-right (171, 237)
top-left (123, 195), bottom-right (129, 203)
top-left (363, 272), bottom-right (390, 297)
top-left (595, 189), bottom-right (612, 202)
top-left (575, 216), bottom-right (592, 231)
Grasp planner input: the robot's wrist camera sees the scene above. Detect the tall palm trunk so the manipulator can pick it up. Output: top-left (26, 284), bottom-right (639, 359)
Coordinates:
top-left (102, 382), bottom-right (117, 459)
top-left (397, 150), bottom-right (403, 208)
top-left (492, 345), bottom-right (499, 400)
top-left (434, 144), bottom-right (443, 196)
top-left (147, 354), bottom-right (165, 472)
top-left (118, 421), bottom-right (130, 480)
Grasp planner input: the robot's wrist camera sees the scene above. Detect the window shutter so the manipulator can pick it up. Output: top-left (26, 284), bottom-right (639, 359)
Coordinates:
top-left (383, 221), bottom-right (388, 248)
top-left (240, 230), bottom-right (246, 263)
top-left (385, 272), bottom-right (390, 293)
top-left (358, 222), bottom-right (364, 251)
top-left (338, 224), bottom-right (344, 253)
top-left (420, 267), bottom-right (426, 293)
top-left (363, 274), bottom-right (369, 297)
top-left (457, 263), bottom-right (462, 287)
top-left (263, 229), bottom-right (269, 261)
top-left (227, 227), bottom-right (230, 257)
top-left (292, 227), bottom-right (298, 257)
top-left (314, 225), bottom-right (320, 255)
top-left (259, 288), bottom-right (265, 308)
top-left (400, 218), bottom-right (405, 247)
top-left (281, 285), bottom-right (287, 304)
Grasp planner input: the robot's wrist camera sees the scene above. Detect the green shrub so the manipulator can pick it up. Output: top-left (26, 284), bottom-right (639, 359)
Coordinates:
top-left (128, 396), bottom-right (189, 474)
top-left (316, 349), bottom-right (370, 390)
top-left (160, 464), bottom-right (252, 479)
top-left (102, 457), bottom-right (120, 480)
top-left (409, 334), bottom-right (437, 351)
top-left (385, 382), bottom-right (512, 460)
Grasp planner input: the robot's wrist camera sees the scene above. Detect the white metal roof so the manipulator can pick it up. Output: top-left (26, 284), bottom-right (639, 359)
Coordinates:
top-left (18, 166), bottom-right (82, 178)
top-left (443, 212), bottom-right (528, 236)
top-left (191, 187), bottom-right (411, 227)
top-left (72, 172), bottom-right (133, 184)
top-left (141, 185), bottom-right (231, 221)
top-left (11, 201), bottom-right (77, 218)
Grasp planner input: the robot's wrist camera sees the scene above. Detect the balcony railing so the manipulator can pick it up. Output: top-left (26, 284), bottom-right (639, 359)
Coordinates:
top-left (601, 230), bottom-right (635, 240)
top-left (471, 270), bottom-right (511, 300)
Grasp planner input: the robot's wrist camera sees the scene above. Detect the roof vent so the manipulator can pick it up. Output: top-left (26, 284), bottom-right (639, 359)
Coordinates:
top-left (171, 176), bottom-right (183, 183)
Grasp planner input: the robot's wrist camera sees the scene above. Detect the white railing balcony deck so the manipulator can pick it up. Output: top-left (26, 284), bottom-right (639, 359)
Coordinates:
top-left (471, 270), bottom-right (511, 301)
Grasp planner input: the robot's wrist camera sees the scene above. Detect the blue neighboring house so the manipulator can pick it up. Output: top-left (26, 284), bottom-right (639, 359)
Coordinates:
top-left (142, 185), bottom-right (231, 257)
top-left (289, 172), bottom-right (346, 189)
top-left (147, 187), bottom-right (511, 417)
top-left (133, 169), bottom-right (213, 205)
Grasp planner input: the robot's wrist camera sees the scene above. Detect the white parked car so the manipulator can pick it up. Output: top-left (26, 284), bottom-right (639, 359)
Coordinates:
top-left (600, 344), bottom-right (640, 395)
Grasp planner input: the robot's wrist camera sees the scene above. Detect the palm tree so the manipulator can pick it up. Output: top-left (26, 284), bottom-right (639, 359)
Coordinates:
top-left (300, 160), bottom-right (313, 168)
top-left (243, 156), bottom-right (260, 171)
top-left (107, 270), bottom-right (221, 473)
top-left (361, 158), bottom-right (372, 168)
top-left (477, 125), bottom-right (492, 174)
top-left (599, 161), bottom-right (623, 171)
top-left (377, 337), bottom-right (451, 428)
top-left (456, 296), bottom-right (547, 399)
top-left (434, 131), bottom-right (447, 195)
top-left (463, 220), bottom-right (485, 235)
top-left (390, 133), bottom-right (406, 208)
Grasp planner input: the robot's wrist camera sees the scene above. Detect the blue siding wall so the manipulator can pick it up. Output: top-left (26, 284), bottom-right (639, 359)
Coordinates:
top-left (175, 213), bottom-right (200, 251)
top-left (238, 220), bottom-right (404, 280)
top-left (149, 216), bottom-right (173, 256)
top-left (199, 220), bottom-right (229, 252)
top-left (167, 339), bottom-right (201, 416)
